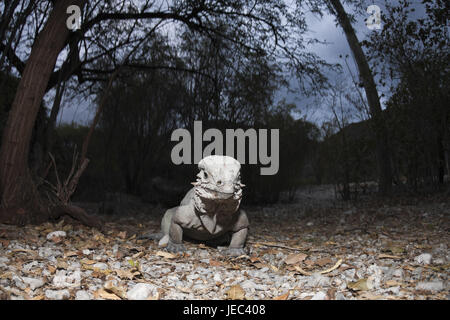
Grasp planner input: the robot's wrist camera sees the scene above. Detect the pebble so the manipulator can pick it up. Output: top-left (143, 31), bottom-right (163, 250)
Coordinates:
top-left (305, 273), bottom-right (331, 287)
top-left (75, 290), bottom-right (92, 300)
top-left (416, 281), bottom-right (444, 292)
top-left (415, 253), bottom-right (432, 265)
top-left (45, 289), bottom-right (70, 300)
top-left (52, 270), bottom-right (82, 287)
top-left (22, 277), bottom-right (45, 290)
top-left (46, 231), bottom-right (67, 241)
top-left (311, 291), bottom-right (327, 300)
top-left (93, 262), bottom-right (108, 270)
top-left (127, 283), bottom-right (158, 300)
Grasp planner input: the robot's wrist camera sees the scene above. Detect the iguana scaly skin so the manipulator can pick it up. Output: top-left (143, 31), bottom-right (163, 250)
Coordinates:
top-left (147, 155), bottom-right (249, 256)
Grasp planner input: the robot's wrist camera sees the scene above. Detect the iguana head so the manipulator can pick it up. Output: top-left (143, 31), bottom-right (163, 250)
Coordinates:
top-left (192, 155), bottom-right (244, 202)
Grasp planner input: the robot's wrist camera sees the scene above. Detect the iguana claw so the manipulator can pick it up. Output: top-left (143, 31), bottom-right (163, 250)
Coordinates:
top-left (225, 247), bottom-right (246, 256)
top-left (166, 240), bottom-right (186, 253)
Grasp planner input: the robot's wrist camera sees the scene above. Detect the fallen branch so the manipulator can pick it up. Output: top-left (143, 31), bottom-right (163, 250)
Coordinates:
top-left (247, 241), bottom-right (306, 252)
top-left (294, 258), bottom-right (343, 276)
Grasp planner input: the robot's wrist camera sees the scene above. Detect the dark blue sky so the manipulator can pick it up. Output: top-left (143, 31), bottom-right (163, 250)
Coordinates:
top-left (54, 1), bottom-right (427, 126)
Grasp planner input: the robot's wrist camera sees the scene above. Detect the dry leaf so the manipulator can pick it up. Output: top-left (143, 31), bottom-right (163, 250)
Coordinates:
top-left (327, 288), bottom-right (336, 300)
top-left (64, 251), bottom-right (80, 258)
top-left (114, 269), bottom-right (139, 280)
top-left (209, 259), bottom-right (222, 267)
top-left (385, 280), bottom-right (403, 287)
top-left (117, 231), bottom-right (127, 239)
top-left (104, 281), bottom-right (127, 299)
top-left (378, 254), bottom-right (402, 260)
top-left (347, 278), bottom-right (372, 291)
top-left (273, 292), bottom-right (289, 300)
top-left (80, 258), bottom-right (97, 265)
top-left (156, 251), bottom-right (177, 259)
top-left (94, 288), bottom-right (121, 300)
top-left (284, 253), bottom-right (307, 265)
top-left (56, 259), bottom-right (68, 269)
top-left (316, 257), bottom-right (333, 267)
top-left (252, 262), bottom-right (268, 269)
top-left (47, 265), bottom-right (56, 274)
top-left (226, 284), bottom-right (245, 300)
top-left (132, 251), bottom-right (144, 259)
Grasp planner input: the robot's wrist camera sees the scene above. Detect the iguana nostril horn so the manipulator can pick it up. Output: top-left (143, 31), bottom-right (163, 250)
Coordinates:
top-left (217, 180), bottom-right (222, 185)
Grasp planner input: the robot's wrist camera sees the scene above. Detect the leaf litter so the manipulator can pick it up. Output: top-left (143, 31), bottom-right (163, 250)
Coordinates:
top-left (0, 186), bottom-right (448, 300)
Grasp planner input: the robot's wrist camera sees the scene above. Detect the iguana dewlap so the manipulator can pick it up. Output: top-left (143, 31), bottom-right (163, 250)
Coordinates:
top-left (154, 155), bottom-right (249, 256)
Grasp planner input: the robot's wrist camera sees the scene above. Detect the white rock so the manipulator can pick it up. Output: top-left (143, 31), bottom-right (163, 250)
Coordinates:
top-left (46, 231), bottom-right (66, 241)
top-left (213, 274), bottom-right (222, 283)
top-left (0, 256), bottom-right (10, 263)
top-left (416, 281), bottom-right (444, 292)
top-left (311, 291), bottom-right (327, 300)
top-left (367, 264), bottom-right (383, 289)
top-left (432, 258), bottom-right (444, 265)
top-left (415, 253), bottom-right (432, 265)
top-left (45, 289), bottom-right (70, 300)
top-left (22, 277), bottom-right (45, 290)
top-left (52, 270), bottom-right (82, 287)
top-left (93, 262), bottom-right (108, 270)
top-left (127, 283), bottom-right (158, 300)
top-left (12, 276), bottom-right (26, 289)
top-left (335, 292), bottom-right (346, 300)
top-left (388, 286), bottom-right (400, 295)
top-left (393, 269), bottom-right (403, 278)
top-left (306, 273), bottom-right (331, 287)
top-left (75, 290), bottom-right (92, 300)
top-left (241, 280), bottom-right (256, 290)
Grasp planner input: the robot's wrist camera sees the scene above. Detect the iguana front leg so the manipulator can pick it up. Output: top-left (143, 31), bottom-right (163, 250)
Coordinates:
top-left (226, 228), bottom-right (248, 256)
top-left (166, 214), bottom-right (186, 253)
top-left (166, 205), bottom-right (195, 253)
top-left (225, 209), bottom-right (249, 256)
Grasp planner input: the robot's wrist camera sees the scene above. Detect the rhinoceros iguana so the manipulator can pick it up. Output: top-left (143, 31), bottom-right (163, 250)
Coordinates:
top-left (141, 155), bottom-right (249, 256)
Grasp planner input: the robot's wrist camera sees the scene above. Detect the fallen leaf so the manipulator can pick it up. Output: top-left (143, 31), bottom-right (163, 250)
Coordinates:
top-left (273, 292), bottom-right (289, 300)
top-left (284, 253), bottom-right (307, 265)
top-left (378, 254), bottom-right (402, 260)
top-left (56, 259), bottom-right (68, 270)
top-left (80, 258), bottom-right (97, 265)
top-left (47, 265), bottom-right (56, 274)
top-left (226, 284), bottom-right (245, 300)
top-left (93, 288), bottom-right (121, 300)
top-left (347, 278), bottom-right (373, 291)
top-left (384, 244), bottom-right (405, 255)
top-left (327, 288), bottom-right (336, 300)
top-left (64, 251), bottom-right (81, 258)
top-left (315, 257), bottom-right (333, 267)
top-left (156, 251), bottom-right (177, 259)
top-left (385, 280), bottom-right (403, 287)
top-left (209, 259), bottom-right (222, 267)
top-left (117, 231), bottom-right (127, 239)
top-left (104, 281), bottom-right (127, 299)
top-left (132, 251), bottom-right (144, 259)
top-left (114, 268), bottom-right (140, 280)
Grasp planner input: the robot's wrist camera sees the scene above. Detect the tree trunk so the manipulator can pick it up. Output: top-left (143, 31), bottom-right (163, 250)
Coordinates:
top-left (329, 0), bottom-right (392, 195)
top-left (0, 0), bottom-right (88, 219)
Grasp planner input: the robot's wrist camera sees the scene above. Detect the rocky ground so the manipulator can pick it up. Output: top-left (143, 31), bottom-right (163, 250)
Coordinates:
top-left (0, 185), bottom-right (448, 300)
